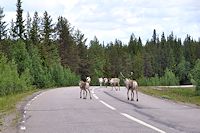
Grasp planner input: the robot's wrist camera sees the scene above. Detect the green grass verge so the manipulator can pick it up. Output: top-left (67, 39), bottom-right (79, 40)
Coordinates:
top-left (140, 87), bottom-right (200, 106)
top-left (0, 90), bottom-right (39, 131)
top-left (0, 90), bottom-right (38, 114)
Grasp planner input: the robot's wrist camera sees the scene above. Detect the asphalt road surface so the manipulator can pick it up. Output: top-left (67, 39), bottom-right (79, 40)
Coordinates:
top-left (18, 86), bottom-right (200, 133)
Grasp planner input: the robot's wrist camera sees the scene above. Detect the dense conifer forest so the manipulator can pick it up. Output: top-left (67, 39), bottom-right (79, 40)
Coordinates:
top-left (0, 0), bottom-right (200, 96)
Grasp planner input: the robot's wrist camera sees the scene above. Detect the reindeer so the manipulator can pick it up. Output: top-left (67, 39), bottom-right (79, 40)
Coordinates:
top-left (98, 77), bottom-right (103, 87)
top-left (120, 72), bottom-right (138, 101)
top-left (103, 78), bottom-right (108, 88)
top-left (79, 77), bottom-right (92, 99)
top-left (109, 78), bottom-right (120, 91)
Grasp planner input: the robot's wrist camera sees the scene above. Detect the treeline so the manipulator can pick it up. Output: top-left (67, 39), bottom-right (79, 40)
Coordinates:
top-left (0, 0), bottom-right (200, 96)
top-left (89, 33), bottom-right (200, 85)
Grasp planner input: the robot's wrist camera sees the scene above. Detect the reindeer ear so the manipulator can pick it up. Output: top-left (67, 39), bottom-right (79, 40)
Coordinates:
top-left (131, 72), bottom-right (133, 75)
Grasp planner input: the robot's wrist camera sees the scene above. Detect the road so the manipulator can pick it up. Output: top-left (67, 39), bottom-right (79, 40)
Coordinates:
top-left (18, 86), bottom-right (200, 133)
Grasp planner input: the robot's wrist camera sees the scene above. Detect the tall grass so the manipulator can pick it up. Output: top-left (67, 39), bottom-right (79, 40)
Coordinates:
top-left (140, 87), bottom-right (200, 106)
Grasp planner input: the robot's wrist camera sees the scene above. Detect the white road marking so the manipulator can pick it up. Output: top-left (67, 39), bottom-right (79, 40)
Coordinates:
top-left (20, 126), bottom-right (26, 130)
top-left (100, 100), bottom-right (116, 110)
top-left (121, 113), bottom-right (166, 133)
top-left (24, 111), bottom-right (26, 114)
top-left (93, 94), bottom-right (99, 99)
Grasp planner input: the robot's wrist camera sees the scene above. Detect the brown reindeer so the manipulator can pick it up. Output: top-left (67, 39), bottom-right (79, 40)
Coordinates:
top-left (79, 77), bottom-right (92, 99)
top-left (120, 72), bottom-right (138, 101)
top-left (124, 78), bottom-right (138, 101)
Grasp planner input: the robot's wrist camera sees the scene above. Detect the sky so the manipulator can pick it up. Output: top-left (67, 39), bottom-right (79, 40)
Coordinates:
top-left (1, 0), bottom-right (200, 44)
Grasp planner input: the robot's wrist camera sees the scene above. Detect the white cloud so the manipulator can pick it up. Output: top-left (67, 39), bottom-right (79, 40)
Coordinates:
top-left (1, 0), bottom-right (200, 44)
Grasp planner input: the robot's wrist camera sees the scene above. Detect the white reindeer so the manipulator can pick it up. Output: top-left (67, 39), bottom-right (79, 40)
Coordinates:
top-left (98, 77), bottom-right (103, 87)
top-left (109, 78), bottom-right (120, 91)
top-left (79, 77), bottom-right (92, 99)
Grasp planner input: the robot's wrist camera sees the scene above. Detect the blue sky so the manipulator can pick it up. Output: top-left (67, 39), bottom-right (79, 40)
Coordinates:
top-left (1, 0), bottom-right (200, 44)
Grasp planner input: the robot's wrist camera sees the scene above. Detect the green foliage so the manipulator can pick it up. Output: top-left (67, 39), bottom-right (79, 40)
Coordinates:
top-left (88, 36), bottom-right (106, 83)
top-left (14, 0), bottom-right (25, 39)
top-left (41, 11), bottom-right (54, 44)
top-left (30, 11), bottom-right (40, 45)
top-left (140, 87), bottom-right (200, 106)
top-left (190, 59), bottom-right (200, 95)
top-left (160, 68), bottom-right (179, 86)
top-left (0, 7), bottom-right (7, 40)
top-left (11, 40), bottom-right (31, 75)
top-left (0, 53), bottom-right (32, 96)
top-left (1, 0), bottom-right (200, 98)
top-left (49, 63), bottom-right (80, 87)
top-left (138, 74), bottom-right (160, 86)
top-left (139, 69), bottom-right (179, 86)
top-left (175, 56), bottom-right (191, 84)
top-left (28, 45), bottom-right (47, 88)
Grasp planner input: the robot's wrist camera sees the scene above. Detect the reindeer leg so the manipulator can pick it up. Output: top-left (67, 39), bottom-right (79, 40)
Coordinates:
top-left (115, 86), bottom-right (117, 91)
top-left (85, 90), bottom-right (88, 99)
top-left (127, 89), bottom-right (129, 100)
top-left (131, 90), bottom-right (134, 101)
top-left (88, 89), bottom-right (92, 99)
top-left (80, 89), bottom-right (82, 98)
top-left (136, 89), bottom-right (138, 101)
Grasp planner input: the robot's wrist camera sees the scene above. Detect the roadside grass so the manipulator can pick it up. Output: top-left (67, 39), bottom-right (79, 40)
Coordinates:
top-left (0, 90), bottom-right (38, 113)
top-left (0, 90), bottom-right (39, 131)
top-left (140, 87), bottom-right (200, 106)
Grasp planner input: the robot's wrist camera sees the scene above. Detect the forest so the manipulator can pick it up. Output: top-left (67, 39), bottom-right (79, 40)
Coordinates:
top-left (0, 0), bottom-right (200, 96)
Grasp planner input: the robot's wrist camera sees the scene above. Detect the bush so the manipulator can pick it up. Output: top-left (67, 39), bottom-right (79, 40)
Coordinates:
top-left (160, 68), bottom-right (179, 86)
top-left (49, 63), bottom-right (80, 87)
top-left (138, 69), bottom-right (179, 86)
top-left (190, 59), bottom-right (200, 95)
top-left (0, 53), bottom-right (33, 96)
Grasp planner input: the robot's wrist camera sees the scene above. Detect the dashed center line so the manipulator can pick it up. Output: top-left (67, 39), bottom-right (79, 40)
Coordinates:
top-left (94, 88), bottom-right (166, 133)
top-left (121, 113), bottom-right (166, 133)
top-left (93, 94), bottom-right (99, 99)
top-left (20, 126), bottom-right (26, 130)
top-left (99, 100), bottom-right (116, 110)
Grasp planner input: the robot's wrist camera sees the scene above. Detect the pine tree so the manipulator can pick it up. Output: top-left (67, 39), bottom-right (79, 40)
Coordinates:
top-left (152, 29), bottom-right (157, 45)
top-left (30, 11), bottom-right (40, 45)
top-left (75, 29), bottom-right (88, 76)
top-left (25, 12), bottom-right (31, 40)
top-left (88, 36), bottom-right (106, 81)
top-left (0, 7), bottom-right (7, 40)
top-left (41, 11), bottom-right (53, 44)
top-left (128, 33), bottom-right (137, 56)
top-left (184, 35), bottom-right (196, 66)
top-left (56, 16), bottom-right (79, 73)
top-left (14, 0), bottom-right (25, 39)
top-left (9, 19), bottom-right (16, 39)
top-left (40, 11), bottom-right (60, 67)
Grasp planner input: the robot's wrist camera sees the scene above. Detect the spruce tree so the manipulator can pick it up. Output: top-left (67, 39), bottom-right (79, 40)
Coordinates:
top-left (15, 0), bottom-right (25, 39)
top-left (0, 7), bottom-right (7, 40)
top-left (41, 11), bottom-right (53, 44)
top-left (25, 12), bottom-right (31, 40)
top-left (30, 11), bottom-right (40, 45)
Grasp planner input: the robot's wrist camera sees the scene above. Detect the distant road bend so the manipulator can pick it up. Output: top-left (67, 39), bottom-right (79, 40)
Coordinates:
top-left (18, 86), bottom-right (200, 133)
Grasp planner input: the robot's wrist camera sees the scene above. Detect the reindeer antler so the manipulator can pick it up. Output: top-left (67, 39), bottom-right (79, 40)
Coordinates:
top-left (120, 72), bottom-right (126, 79)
